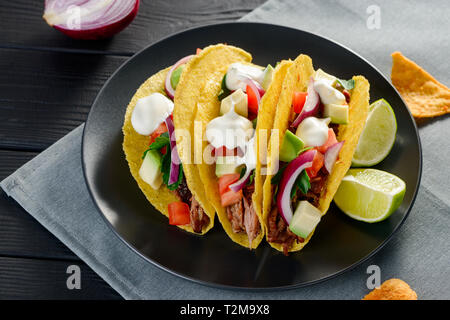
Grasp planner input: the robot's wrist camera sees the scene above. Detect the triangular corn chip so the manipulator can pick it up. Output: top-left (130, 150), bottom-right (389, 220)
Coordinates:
top-left (391, 52), bottom-right (450, 118)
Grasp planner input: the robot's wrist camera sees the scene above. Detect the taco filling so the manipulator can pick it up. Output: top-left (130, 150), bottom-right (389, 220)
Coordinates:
top-left (204, 62), bottom-right (273, 246)
top-left (129, 53), bottom-right (209, 233)
top-left (269, 69), bottom-right (354, 254)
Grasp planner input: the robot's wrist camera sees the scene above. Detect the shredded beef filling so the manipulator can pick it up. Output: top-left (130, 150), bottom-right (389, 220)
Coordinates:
top-left (175, 178), bottom-right (209, 233)
top-left (268, 125), bottom-right (338, 254)
top-left (190, 197), bottom-right (209, 233)
top-left (267, 207), bottom-right (304, 256)
top-left (225, 184), bottom-right (260, 246)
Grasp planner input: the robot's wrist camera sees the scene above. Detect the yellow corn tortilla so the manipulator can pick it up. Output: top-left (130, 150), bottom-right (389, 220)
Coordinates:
top-left (254, 60), bottom-right (293, 237)
top-left (194, 58), bottom-right (290, 249)
top-left (173, 44), bottom-right (252, 236)
top-left (391, 51), bottom-right (450, 118)
top-left (123, 68), bottom-right (215, 234)
top-left (263, 54), bottom-right (370, 253)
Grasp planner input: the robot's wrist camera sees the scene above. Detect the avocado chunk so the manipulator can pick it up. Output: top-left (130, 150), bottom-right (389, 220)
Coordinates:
top-left (261, 64), bottom-right (275, 91)
top-left (170, 66), bottom-right (184, 90)
top-left (215, 156), bottom-right (244, 177)
top-left (220, 89), bottom-right (248, 117)
top-left (323, 103), bottom-right (349, 124)
top-left (289, 201), bottom-right (322, 239)
top-left (314, 68), bottom-right (337, 85)
top-left (139, 150), bottom-right (163, 189)
top-left (280, 130), bottom-right (305, 162)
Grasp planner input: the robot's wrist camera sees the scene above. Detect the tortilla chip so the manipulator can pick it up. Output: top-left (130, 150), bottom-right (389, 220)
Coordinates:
top-left (174, 44), bottom-right (252, 238)
top-left (263, 54), bottom-right (370, 253)
top-left (122, 68), bottom-right (214, 234)
top-left (391, 51), bottom-right (450, 118)
top-left (363, 279), bottom-right (417, 300)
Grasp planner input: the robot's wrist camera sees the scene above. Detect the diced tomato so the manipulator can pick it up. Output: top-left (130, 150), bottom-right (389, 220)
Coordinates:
top-left (342, 90), bottom-right (351, 103)
top-left (317, 129), bottom-right (338, 153)
top-left (292, 92), bottom-right (307, 113)
top-left (221, 189), bottom-right (243, 207)
top-left (149, 122), bottom-right (168, 145)
top-left (196, 48), bottom-right (202, 55)
top-left (306, 151), bottom-right (324, 178)
top-left (246, 84), bottom-right (259, 114)
top-left (168, 202), bottom-right (191, 225)
top-left (160, 145), bottom-right (167, 155)
top-left (213, 146), bottom-right (241, 157)
top-left (218, 173), bottom-right (240, 195)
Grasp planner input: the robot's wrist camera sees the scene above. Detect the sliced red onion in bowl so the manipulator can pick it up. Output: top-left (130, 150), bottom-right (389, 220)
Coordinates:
top-left (276, 149), bottom-right (316, 224)
top-left (324, 141), bottom-right (344, 174)
top-left (43, 0), bottom-right (140, 40)
top-left (165, 116), bottom-right (181, 185)
top-left (291, 78), bottom-right (320, 128)
top-left (164, 55), bottom-right (194, 100)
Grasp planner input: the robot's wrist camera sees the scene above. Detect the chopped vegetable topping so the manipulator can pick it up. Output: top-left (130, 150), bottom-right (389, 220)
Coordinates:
top-left (293, 92), bottom-right (308, 113)
top-left (168, 202), bottom-right (191, 225)
top-left (246, 84), bottom-right (259, 114)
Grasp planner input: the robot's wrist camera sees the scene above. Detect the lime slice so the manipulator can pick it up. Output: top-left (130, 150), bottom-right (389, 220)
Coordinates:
top-left (352, 99), bottom-right (397, 167)
top-left (334, 169), bottom-right (405, 223)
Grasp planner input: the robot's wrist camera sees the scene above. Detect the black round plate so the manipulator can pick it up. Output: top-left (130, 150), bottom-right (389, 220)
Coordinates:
top-left (82, 22), bottom-right (421, 289)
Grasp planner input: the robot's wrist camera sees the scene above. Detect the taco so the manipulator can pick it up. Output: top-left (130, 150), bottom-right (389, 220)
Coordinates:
top-left (263, 54), bottom-right (370, 255)
top-left (123, 44), bottom-right (251, 234)
top-left (196, 57), bottom-right (292, 248)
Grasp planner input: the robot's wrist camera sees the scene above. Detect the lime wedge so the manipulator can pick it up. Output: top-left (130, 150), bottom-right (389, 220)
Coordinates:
top-left (352, 99), bottom-right (397, 167)
top-left (334, 169), bottom-right (405, 223)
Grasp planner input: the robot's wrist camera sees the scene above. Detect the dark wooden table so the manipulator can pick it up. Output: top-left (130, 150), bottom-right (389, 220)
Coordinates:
top-left (0, 0), bottom-right (265, 299)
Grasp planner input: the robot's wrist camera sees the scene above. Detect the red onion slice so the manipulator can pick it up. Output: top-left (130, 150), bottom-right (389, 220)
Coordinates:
top-left (324, 141), bottom-right (344, 174)
top-left (43, 0), bottom-right (140, 40)
top-left (239, 76), bottom-right (264, 107)
top-left (165, 116), bottom-right (181, 185)
top-left (276, 149), bottom-right (316, 224)
top-left (291, 78), bottom-right (320, 128)
top-left (164, 55), bottom-right (194, 100)
top-left (228, 136), bottom-right (256, 192)
top-left (229, 169), bottom-right (251, 193)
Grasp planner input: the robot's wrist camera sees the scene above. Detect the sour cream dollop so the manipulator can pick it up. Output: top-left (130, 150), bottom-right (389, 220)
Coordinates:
top-left (295, 117), bottom-right (329, 147)
top-left (225, 63), bottom-right (264, 91)
top-left (313, 79), bottom-right (346, 105)
top-left (131, 92), bottom-right (174, 135)
top-left (206, 106), bottom-right (254, 151)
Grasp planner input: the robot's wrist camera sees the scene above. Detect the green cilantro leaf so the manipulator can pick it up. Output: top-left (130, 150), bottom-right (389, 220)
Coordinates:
top-left (334, 78), bottom-right (355, 91)
top-left (218, 74), bottom-right (231, 101)
top-left (247, 169), bottom-right (255, 185)
top-left (290, 170), bottom-right (310, 199)
top-left (161, 149), bottom-right (184, 191)
top-left (142, 132), bottom-right (170, 159)
top-left (271, 163), bottom-right (288, 185)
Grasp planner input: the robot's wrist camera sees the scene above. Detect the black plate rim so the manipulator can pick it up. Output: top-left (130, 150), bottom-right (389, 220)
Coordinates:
top-left (81, 21), bottom-right (422, 291)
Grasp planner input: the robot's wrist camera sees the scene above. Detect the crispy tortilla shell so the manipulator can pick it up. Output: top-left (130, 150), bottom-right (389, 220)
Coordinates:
top-left (174, 44), bottom-right (252, 237)
top-left (263, 54), bottom-right (370, 253)
top-left (194, 55), bottom-right (290, 249)
top-left (123, 68), bottom-right (215, 234)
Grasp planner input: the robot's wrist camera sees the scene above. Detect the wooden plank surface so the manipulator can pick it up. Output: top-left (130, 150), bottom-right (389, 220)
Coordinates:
top-left (0, 0), bottom-right (265, 299)
top-left (0, 0), bottom-right (265, 54)
top-left (0, 150), bottom-right (80, 260)
top-left (0, 48), bottom-right (126, 151)
top-left (0, 256), bottom-right (121, 299)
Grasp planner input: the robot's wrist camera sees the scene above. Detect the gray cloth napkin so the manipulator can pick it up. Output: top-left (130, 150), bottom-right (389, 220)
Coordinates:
top-left (2, 0), bottom-right (449, 299)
